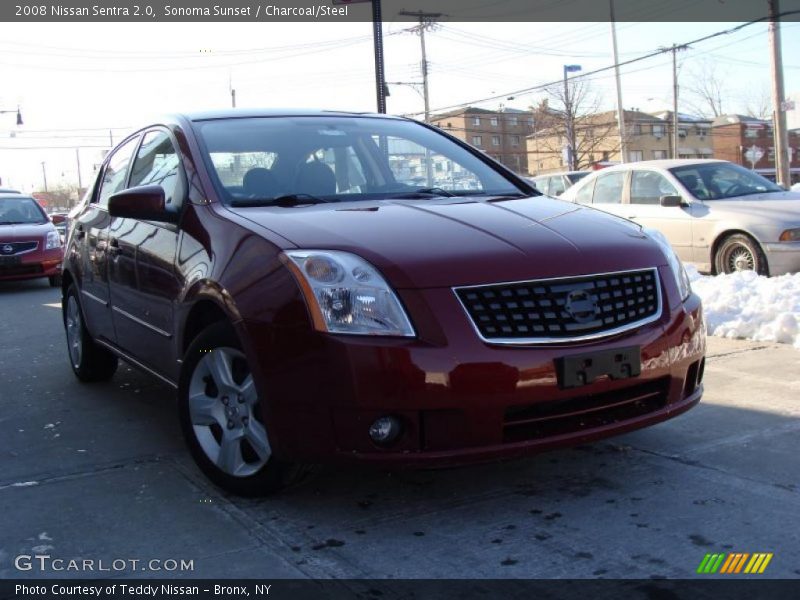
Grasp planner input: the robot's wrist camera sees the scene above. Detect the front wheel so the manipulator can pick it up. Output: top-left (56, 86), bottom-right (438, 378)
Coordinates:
top-left (178, 322), bottom-right (309, 496)
top-left (714, 234), bottom-right (768, 276)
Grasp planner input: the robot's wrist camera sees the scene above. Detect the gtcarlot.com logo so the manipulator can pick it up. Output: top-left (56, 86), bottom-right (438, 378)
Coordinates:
top-left (697, 552), bottom-right (773, 574)
top-left (14, 554), bottom-right (194, 573)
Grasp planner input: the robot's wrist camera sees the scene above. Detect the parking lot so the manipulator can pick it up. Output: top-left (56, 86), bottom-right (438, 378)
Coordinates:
top-left (1, 278), bottom-right (798, 580)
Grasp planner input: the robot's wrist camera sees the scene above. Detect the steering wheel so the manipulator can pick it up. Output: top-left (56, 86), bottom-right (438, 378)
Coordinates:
top-left (724, 183), bottom-right (751, 197)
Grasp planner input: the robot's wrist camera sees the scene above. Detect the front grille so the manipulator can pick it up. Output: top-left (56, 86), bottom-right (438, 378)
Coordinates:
top-left (503, 377), bottom-right (669, 443)
top-left (455, 268), bottom-right (661, 343)
top-left (0, 241), bottom-right (38, 255)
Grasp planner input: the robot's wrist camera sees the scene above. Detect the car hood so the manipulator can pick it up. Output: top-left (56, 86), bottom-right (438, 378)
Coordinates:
top-left (0, 222), bottom-right (52, 241)
top-left (233, 197), bottom-right (667, 288)
top-left (704, 191), bottom-right (800, 222)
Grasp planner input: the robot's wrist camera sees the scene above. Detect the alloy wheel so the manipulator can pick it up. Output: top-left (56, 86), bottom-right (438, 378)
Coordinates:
top-left (187, 347), bottom-right (271, 477)
top-left (65, 295), bottom-right (83, 368)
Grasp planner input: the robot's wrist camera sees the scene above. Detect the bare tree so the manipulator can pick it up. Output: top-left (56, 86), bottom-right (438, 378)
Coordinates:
top-left (683, 59), bottom-right (728, 118)
top-left (741, 85), bottom-right (772, 120)
top-left (530, 79), bottom-right (620, 171)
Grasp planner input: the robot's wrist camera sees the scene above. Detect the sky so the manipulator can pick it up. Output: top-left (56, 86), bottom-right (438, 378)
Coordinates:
top-left (1, 18), bottom-right (799, 192)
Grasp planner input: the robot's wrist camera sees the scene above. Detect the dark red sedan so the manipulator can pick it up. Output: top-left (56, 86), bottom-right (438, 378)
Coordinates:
top-left (0, 193), bottom-right (64, 286)
top-left (61, 110), bottom-right (704, 495)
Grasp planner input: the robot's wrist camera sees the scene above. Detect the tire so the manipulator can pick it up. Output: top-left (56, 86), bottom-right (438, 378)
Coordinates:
top-left (49, 274), bottom-right (62, 288)
top-left (714, 234), bottom-right (768, 276)
top-left (178, 322), bottom-right (309, 496)
top-left (63, 285), bottom-right (119, 382)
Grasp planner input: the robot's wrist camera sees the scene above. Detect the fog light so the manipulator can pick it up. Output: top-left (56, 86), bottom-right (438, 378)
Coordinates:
top-left (368, 416), bottom-right (401, 445)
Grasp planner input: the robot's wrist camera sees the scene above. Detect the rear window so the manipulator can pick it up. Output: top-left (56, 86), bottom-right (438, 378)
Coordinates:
top-left (0, 196), bottom-right (48, 225)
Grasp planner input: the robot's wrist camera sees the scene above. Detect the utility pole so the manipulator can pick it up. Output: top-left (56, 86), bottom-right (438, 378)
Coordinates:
top-left (75, 148), bottom-right (82, 190)
top-left (399, 10), bottom-right (442, 122)
top-left (769, 0), bottom-right (790, 187)
top-left (609, 0), bottom-right (627, 164)
top-left (41, 162), bottom-right (48, 192)
top-left (661, 44), bottom-right (688, 159)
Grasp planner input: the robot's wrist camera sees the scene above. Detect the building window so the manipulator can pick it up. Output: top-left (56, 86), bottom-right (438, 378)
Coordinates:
top-left (745, 127), bottom-right (758, 138)
top-left (447, 122), bottom-right (452, 128)
top-left (632, 124), bottom-right (642, 135)
top-left (491, 135), bottom-right (501, 146)
top-left (510, 135), bottom-right (520, 147)
top-left (678, 128), bottom-right (688, 138)
top-left (490, 117), bottom-right (499, 126)
top-left (527, 118), bottom-right (534, 128)
top-left (653, 150), bottom-right (667, 160)
top-left (602, 151), bottom-right (610, 161)
top-left (652, 124), bottom-right (665, 138)
top-left (472, 117), bottom-right (481, 126)
top-left (508, 117), bottom-right (519, 126)
top-left (629, 150), bottom-right (644, 162)
top-left (472, 136), bottom-right (482, 146)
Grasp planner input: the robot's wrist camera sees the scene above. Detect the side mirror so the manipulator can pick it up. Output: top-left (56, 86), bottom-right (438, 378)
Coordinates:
top-left (659, 194), bottom-right (686, 207)
top-left (50, 214), bottom-right (66, 225)
top-left (108, 185), bottom-right (177, 223)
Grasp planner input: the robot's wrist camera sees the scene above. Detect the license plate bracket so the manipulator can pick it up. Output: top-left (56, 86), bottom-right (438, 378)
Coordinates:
top-left (556, 345), bottom-right (641, 389)
top-left (0, 255), bottom-right (21, 266)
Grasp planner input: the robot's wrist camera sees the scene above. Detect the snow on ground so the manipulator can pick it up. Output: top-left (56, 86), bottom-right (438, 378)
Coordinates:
top-left (686, 265), bottom-right (800, 349)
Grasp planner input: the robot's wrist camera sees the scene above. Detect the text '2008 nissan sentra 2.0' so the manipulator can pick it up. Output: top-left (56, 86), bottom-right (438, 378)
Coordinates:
top-left (61, 110), bottom-right (705, 495)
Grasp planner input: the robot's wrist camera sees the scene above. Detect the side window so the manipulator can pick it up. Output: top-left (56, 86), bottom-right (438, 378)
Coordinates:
top-left (630, 171), bottom-right (679, 205)
top-left (97, 136), bottom-right (139, 206)
top-left (592, 171), bottom-right (625, 204)
top-left (549, 176), bottom-right (566, 196)
top-left (575, 178), bottom-right (595, 204)
top-left (129, 130), bottom-right (184, 207)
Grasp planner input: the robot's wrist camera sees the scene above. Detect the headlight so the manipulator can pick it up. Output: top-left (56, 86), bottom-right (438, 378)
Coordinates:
top-left (644, 228), bottom-right (691, 302)
top-left (45, 230), bottom-right (61, 250)
top-left (282, 250), bottom-right (415, 337)
top-left (779, 228), bottom-right (800, 242)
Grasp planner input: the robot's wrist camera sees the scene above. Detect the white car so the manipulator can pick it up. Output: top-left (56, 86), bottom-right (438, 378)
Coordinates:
top-left (792, 182), bottom-right (800, 193)
top-left (560, 159), bottom-right (800, 276)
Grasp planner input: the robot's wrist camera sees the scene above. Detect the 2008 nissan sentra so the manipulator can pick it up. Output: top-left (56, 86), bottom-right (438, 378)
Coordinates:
top-left (61, 110), bottom-right (705, 495)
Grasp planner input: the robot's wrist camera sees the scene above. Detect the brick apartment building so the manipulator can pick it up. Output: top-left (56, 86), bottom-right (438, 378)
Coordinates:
top-left (711, 114), bottom-right (800, 184)
top-left (431, 106), bottom-right (535, 174)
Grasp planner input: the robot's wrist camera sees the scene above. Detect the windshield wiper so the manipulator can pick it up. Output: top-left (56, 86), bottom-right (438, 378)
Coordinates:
top-left (230, 194), bottom-right (334, 207)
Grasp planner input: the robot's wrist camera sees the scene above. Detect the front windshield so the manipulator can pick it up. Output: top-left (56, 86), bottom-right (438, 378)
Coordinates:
top-left (195, 116), bottom-right (526, 205)
top-left (670, 162), bottom-right (782, 200)
top-left (0, 196), bottom-right (48, 225)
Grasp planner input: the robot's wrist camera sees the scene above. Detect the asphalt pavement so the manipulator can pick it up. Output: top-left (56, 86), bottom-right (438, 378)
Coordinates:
top-left (1, 278), bottom-right (798, 580)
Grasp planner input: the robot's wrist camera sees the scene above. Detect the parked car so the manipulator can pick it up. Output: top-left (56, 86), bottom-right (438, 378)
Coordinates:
top-left (0, 193), bottom-right (64, 286)
top-left (792, 182), bottom-right (800, 193)
top-left (561, 159), bottom-right (800, 276)
top-left (531, 171), bottom-right (590, 196)
top-left (61, 110), bottom-right (704, 495)
top-left (0, 188), bottom-right (21, 193)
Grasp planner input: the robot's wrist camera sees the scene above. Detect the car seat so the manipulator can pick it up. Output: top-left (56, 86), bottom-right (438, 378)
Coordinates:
top-left (242, 168), bottom-right (281, 199)
top-left (294, 161), bottom-right (337, 197)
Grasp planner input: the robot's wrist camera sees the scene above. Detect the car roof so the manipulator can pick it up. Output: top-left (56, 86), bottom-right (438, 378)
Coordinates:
top-left (179, 108), bottom-right (405, 122)
top-left (599, 159), bottom-right (727, 171)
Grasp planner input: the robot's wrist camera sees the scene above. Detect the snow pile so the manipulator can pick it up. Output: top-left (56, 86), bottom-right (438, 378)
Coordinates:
top-left (686, 265), bottom-right (800, 349)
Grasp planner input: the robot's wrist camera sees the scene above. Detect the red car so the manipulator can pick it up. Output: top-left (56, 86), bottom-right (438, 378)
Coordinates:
top-left (62, 111), bottom-right (705, 495)
top-left (0, 193), bottom-right (64, 286)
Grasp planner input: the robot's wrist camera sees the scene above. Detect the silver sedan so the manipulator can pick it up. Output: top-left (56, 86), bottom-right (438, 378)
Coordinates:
top-left (560, 159), bottom-right (800, 276)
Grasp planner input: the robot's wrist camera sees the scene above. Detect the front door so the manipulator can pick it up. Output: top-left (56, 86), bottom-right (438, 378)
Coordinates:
top-left (107, 129), bottom-right (185, 376)
top-left (625, 170), bottom-right (694, 262)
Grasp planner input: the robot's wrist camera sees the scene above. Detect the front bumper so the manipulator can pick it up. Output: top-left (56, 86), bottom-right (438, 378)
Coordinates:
top-left (0, 247), bottom-right (63, 282)
top-left (763, 241), bottom-right (800, 276)
top-left (245, 278), bottom-right (706, 467)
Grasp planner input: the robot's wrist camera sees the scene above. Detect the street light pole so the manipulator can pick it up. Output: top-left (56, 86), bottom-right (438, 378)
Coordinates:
top-left (609, 0), bottom-right (627, 164)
